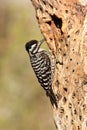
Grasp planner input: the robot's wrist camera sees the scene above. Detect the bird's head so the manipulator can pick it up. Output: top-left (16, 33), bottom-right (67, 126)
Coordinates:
top-left (25, 39), bottom-right (45, 55)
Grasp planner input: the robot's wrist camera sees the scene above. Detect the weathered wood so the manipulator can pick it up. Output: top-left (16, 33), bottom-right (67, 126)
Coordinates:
top-left (31, 0), bottom-right (87, 129)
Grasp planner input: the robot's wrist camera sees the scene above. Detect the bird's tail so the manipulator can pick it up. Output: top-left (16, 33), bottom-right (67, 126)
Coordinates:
top-left (46, 88), bottom-right (58, 108)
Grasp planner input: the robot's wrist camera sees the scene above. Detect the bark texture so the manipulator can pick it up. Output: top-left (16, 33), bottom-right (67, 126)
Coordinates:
top-left (31, 0), bottom-right (87, 130)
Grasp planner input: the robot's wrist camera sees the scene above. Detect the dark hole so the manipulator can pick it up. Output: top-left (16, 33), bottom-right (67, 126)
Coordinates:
top-left (60, 107), bottom-right (64, 113)
top-left (63, 97), bottom-right (67, 103)
top-left (56, 80), bottom-right (59, 85)
top-left (78, 126), bottom-right (80, 130)
top-left (51, 15), bottom-right (62, 29)
top-left (70, 58), bottom-right (72, 61)
top-left (59, 38), bottom-right (63, 42)
top-left (78, 101), bottom-right (80, 104)
top-left (63, 53), bottom-right (66, 56)
top-left (74, 39), bottom-right (76, 41)
top-left (79, 116), bottom-right (82, 120)
top-left (66, 44), bottom-right (68, 47)
top-left (45, 10), bottom-right (48, 13)
top-left (72, 92), bottom-right (76, 99)
top-left (66, 67), bottom-right (68, 69)
top-left (42, 1), bottom-right (46, 5)
top-left (50, 38), bottom-right (52, 41)
top-left (67, 35), bottom-right (70, 38)
top-left (71, 119), bottom-right (74, 124)
top-left (49, 4), bottom-right (53, 9)
top-left (40, 7), bottom-right (43, 11)
top-left (83, 104), bottom-right (86, 110)
top-left (65, 10), bottom-right (68, 13)
top-left (68, 103), bottom-right (72, 109)
top-left (66, 115), bottom-right (68, 119)
top-left (63, 87), bottom-right (67, 92)
top-left (58, 48), bottom-right (62, 52)
top-left (46, 21), bottom-right (51, 25)
top-left (75, 30), bottom-right (80, 35)
top-left (72, 69), bottom-right (75, 72)
top-left (74, 109), bottom-right (77, 114)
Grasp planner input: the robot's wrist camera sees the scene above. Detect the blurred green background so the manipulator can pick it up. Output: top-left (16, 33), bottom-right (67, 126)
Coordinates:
top-left (0, 0), bottom-right (55, 130)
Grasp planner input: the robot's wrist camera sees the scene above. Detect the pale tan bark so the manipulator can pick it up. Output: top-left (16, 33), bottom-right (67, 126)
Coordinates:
top-left (31, 0), bottom-right (87, 129)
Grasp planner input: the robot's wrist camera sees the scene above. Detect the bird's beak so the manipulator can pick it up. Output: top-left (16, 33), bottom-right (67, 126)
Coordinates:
top-left (38, 38), bottom-right (45, 46)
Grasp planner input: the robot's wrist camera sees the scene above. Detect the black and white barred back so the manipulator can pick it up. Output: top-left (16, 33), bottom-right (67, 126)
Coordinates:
top-left (25, 39), bottom-right (57, 108)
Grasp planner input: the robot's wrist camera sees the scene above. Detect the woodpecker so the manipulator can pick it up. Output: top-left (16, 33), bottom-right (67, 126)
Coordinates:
top-left (25, 38), bottom-right (57, 108)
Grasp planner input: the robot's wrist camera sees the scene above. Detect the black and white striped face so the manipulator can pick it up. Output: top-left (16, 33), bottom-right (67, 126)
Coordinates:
top-left (25, 40), bottom-right (38, 55)
top-left (25, 39), bottom-right (45, 55)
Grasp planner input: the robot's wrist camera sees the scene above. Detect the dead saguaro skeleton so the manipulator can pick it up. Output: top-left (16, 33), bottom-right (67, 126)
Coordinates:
top-left (30, 0), bottom-right (87, 130)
